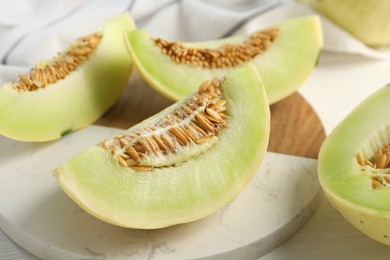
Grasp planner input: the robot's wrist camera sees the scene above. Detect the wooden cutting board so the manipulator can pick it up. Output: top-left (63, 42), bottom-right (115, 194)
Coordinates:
top-left (96, 71), bottom-right (326, 158)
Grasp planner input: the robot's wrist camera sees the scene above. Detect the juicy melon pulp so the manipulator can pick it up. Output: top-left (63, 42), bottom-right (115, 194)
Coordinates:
top-left (125, 16), bottom-right (322, 104)
top-left (0, 13), bottom-right (135, 142)
top-left (54, 65), bottom-right (270, 229)
top-left (318, 84), bottom-right (390, 245)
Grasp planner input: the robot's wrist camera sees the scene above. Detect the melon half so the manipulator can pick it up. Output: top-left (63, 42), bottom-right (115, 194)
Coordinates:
top-left (0, 13), bottom-right (135, 142)
top-left (125, 16), bottom-right (322, 104)
top-left (300, 0), bottom-right (390, 46)
top-left (319, 84), bottom-right (390, 245)
top-left (54, 65), bottom-right (270, 229)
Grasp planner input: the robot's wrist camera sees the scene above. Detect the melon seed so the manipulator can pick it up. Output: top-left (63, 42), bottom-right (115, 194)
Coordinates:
top-left (130, 165), bottom-right (153, 172)
top-left (372, 179), bottom-right (383, 189)
top-left (154, 28), bottom-right (279, 69)
top-left (195, 135), bottom-right (213, 144)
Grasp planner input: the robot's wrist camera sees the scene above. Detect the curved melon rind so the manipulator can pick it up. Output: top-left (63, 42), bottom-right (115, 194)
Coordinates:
top-left (54, 65), bottom-right (270, 229)
top-left (318, 84), bottom-right (390, 245)
top-left (0, 13), bottom-right (135, 142)
top-left (125, 15), bottom-right (322, 104)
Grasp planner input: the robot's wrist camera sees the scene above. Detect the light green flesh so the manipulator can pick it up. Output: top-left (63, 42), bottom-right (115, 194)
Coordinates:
top-left (54, 65), bottom-right (270, 229)
top-left (318, 84), bottom-right (390, 244)
top-left (0, 14), bottom-right (135, 142)
top-left (125, 16), bottom-right (322, 104)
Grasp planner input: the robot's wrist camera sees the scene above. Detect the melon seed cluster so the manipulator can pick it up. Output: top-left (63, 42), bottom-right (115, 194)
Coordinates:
top-left (12, 33), bottom-right (102, 92)
top-left (357, 143), bottom-right (390, 189)
top-left (99, 78), bottom-right (228, 171)
top-left (154, 28), bottom-right (279, 69)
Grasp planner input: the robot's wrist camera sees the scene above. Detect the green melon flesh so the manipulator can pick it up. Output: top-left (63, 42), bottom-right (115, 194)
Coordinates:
top-left (300, 0), bottom-right (390, 46)
top-left (0, 13), bottom-right (135, 142)
top-left (125, 16), bottom-right (322, 104)
top-left (318, 84), bottom-right (390, 245)
top-left (54, 65), bottom-right (270, 229)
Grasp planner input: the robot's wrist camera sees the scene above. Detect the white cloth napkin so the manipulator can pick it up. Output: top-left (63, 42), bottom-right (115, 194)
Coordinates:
top-left (1, 0), bottom-right (389, 134)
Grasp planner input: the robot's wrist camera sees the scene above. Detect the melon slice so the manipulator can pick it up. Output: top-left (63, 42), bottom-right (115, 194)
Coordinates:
top-left (0, 13), bottom-right (135, 142)
top-left (54, 65), bottom-right (270, 229)
top-left (318, 84), bottom-right (390, 245)
top-left (125, 16), bottom-right (322, 104)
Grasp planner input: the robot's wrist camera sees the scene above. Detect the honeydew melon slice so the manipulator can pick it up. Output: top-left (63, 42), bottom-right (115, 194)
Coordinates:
top-left (125, 15), bottom-right (322, 104)
top-left (0, 13), bottom-right (135, 142)
top-left (318, 84), bottom-right (390, 245)
top-left (54, 64), bottom-right (270, 229)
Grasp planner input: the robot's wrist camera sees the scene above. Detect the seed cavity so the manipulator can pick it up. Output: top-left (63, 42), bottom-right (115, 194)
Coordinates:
top-left (11, 33), bottom-right (103, 92)
top-left (154, 28), bottom-right (279, 69)
top-left (357, 143), bottom-right (390, 189)
top-left (99, 78), bottom-right (228, 171)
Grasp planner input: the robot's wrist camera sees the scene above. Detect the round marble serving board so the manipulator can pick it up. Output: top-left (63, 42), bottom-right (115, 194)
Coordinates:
top-left (0, 71), bottom-right (326, 259)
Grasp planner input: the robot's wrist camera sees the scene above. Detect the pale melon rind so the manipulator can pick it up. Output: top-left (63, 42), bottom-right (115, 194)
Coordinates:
top-left (300, 0), bottom-right (390, 46)
top-left (318, 84), bottom-right (390, 245)
top-left (0, 13), bottom-right (135, 142)
top-left (54, 65), bottom-right (270, 229)
top-left (125, 15), bottom-right (322, 104)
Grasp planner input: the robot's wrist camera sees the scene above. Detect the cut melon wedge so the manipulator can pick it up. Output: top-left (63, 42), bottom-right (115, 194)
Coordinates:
top-left (318, 84), bottom-right (390, 245)
top-left (0, 13), bottom-right (135, 142)
top-left (54, 65), bottom-right (270, 229)
top-left (125, 16), bottom-right (322, 104)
